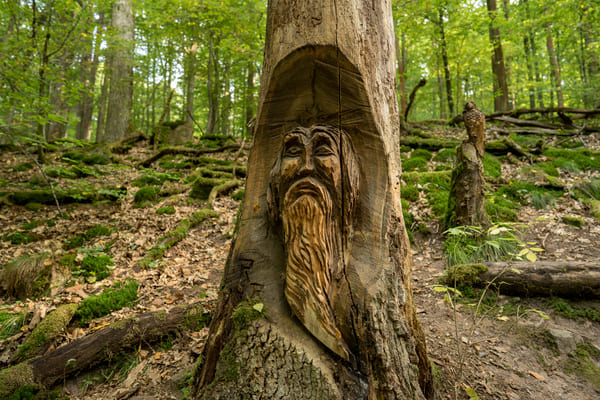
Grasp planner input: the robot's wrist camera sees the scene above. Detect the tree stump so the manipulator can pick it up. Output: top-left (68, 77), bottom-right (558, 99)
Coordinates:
top-left (191, 1), bottom-right (433, 399)
top-left (446, 101), bottom-right (489, 228)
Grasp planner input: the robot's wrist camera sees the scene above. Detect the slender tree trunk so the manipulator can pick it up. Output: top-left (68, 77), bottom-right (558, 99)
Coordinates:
top-left (220, 61), bottom-right (232, 136)
top-left (245, 60), bottom-right (255, 136)
top-left (545, 22), bottom-right (564, 107)
top-left (206, 33), bottom-right (219, 135)
top-left (191, 1), bottom-right (433, 399)
top-left (185, 44), bottom-right (198, 126)
top-left (95, 66), bottom-right (109, 143)
top-left (438, 8), bottom-right (454, 116)
top-left (523, 35), bottom-right (536, 108)
top-left (486, 0), bottom-right (509, 112)
top-left (46, 53), bottom-right (70, 140)
top-left (396, 33), bottom-right (407, 117)
top-left (103, 0), bottom-right (134, 143)
top-left (76, 12), bottom-right (104, 141)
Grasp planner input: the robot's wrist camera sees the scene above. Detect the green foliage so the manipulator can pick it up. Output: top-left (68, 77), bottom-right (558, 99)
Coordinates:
top-left (485, 196), bottom-right (519, 221)
top-left (156, 206), bottom-right (176, 215)
top-left (6, 385), bottom-right (38, 400)
top-left (76, 279), bottom-right (139, 324)
top-left (534, 162), bottom-right (560, 177)
top-left (482, 154), bottom-right (501, 178)
top-left (566, 343), bottom-right (600, 391)
top-left (159, 158), bottom-right (196, 169)
top-left (62, 151), bottom-right (111, 166)
top-left (444, 224), bottom-right (525, 267)
top-left (0, 311), bottom-right (27, 340)
top-left (529, 191), bottom-right (558, 210)
top-left (547, 299), bottom-right (600, 322)
top-left (543, 148), bottom-right (600, 172)
top-left (572, 178), bottom-right (600, 201)
top-left (134, 186), bottom-right (161, 207)
top-left (9, 163), bottom-right (34, 172)
top-left (64, 223), bottom-right (113, 251)
top-left (20, 220), bottom-right (43, 231)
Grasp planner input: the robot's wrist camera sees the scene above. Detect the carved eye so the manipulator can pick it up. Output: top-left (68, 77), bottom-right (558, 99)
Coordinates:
top-left (314, 144), bottom-right (335, 157)
top-left (284, 145), bottom-right (302, 157)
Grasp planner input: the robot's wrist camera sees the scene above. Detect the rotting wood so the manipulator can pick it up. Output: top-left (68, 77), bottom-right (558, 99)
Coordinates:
top-left (110, 132), bottom-right (148, 154)
top-left (444, 261), bottom-right (600, 298)
top-left (0, 303), bottom-right (210, 397)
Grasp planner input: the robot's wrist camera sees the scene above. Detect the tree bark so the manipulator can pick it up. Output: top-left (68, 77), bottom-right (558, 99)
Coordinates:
top-left (102, 0), bottom-right (134, 143)
top-left (438, 7), bottom-right (454, 116)
top-left (245, 61), bottom-right (255, 136)
top-left (191, 1), bottom-right (433, 399)
top-left (486, 0), bottom-right (510, 112)
top-left (445, 261), bottom-right (600, 298)
top-left (205, 32), bottom-right (219, 136)
top-left (545, 22), bottom-right (564, 108)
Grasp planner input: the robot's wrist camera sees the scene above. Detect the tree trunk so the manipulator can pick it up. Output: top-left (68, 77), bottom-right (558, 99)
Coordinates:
top-left (76, 12), bottom-right (104, 141)
top-left (205, 33), bottom-right (219, 136)
top-left (102, 0), bottom-right (134, 143)
top-left (396, 33), bottom-right (407, 117)
top-left (191, 1), bottom-right (433, 399)
top-left (438, 8), bottom-right (454, 116)
top-left (446, 102), bottom-right (489, 228)
top-left (185, 43), bottom-right (198, 127)
top-left (245, 60), bottom-right (255, 136)
top-left (545, 22), bottom-right (564, 108)
top-left (486, 0), bottom-right (509, 112)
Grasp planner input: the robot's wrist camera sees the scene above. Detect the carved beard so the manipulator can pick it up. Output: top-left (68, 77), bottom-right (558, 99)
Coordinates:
top-left (281, 177), bottom-right (348, 359)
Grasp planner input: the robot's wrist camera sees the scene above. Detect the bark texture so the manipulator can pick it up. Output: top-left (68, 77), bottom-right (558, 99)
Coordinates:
top-left (192, 1), bottom-right (432, 399)
top-left (103, 0), bottom-right (134, 143)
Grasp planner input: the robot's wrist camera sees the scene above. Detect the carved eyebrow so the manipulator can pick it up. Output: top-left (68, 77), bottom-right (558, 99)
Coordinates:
top-left (283, 133), bottom-right (303, 147)
top-left (311, 131), bottom-right (336, 149)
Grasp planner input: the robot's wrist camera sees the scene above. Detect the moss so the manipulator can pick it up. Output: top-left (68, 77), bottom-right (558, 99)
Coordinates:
top-left (133, 186), bottom-right (161, 208)
top-left (62, 150), bottom-right (110, 165)
top-left (485, 196), bottom-right (518, 221)
top-left (400, 136), bottom-right (461, 150)
top-left (543, 147), bottom-right (600, 171)
top-left (0, 253), bottom-right (52, 300)
top-left (76, 279), bottom-right (138, 324)
top-left (482, 153), bottom-right (502, 178)
top-left (85, 224), bottom-right (114, 239)
top-left (132, 171), bottom-right (181, 187)
top-left (433, 148), bottom-right (457, 163)
top-left (428, 188), bottom-right (449, 218)
top-left (546, 299), bottom-right (599, 322)
top-left (59, 253), bottom-right (77, 268)
top-left (73, 254), bottom-right (113, 282)
top-left (0, 362), bottom-right (37, 399)
top-left (231, 299), bottom-right (265, 330)
top-left (566, 343), bottom-right (600, 391)
top-left (402, 185), bottom-right (419, 202)
top-left (181, 306), bottom-right (212, 331)
top-left (189, 177), bottom-right (226, 200)
top-left (159, 158), bottom-right (196, 169)
top-left (10, 162), bottom-right (34, 172)
top-left (63, 234), bottom-right (85, 250)
top-left (3, 231), bottom-right (36, 245)
top-left (13, 303), bottom-right (78, 363)
top-left (572, 178), bottom-right (600, 201)
top-left (24, 202), bottom-right (44, 211)
top-left (402, 157), bottom-right (429, 172)
top-left (411, 148), bottom-right (433, 161)
top-left (156, 206), bottom-right (176, 215)
top-left (442, 263), bottom-right (488, 287)
top-left (403, 170), bottom-right (452, 186)
top-left (562, 215), bottom-right (584, 228)
top-left (231, 189), bottom-right (245, 201)
top-left (20, 220), bottom-right (43, 231)
top-left (535, 162), bottom-right (560, 177)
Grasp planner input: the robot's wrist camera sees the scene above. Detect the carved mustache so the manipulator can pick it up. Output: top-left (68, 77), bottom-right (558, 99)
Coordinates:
top-left (282, 177), bottom-right (330, 208)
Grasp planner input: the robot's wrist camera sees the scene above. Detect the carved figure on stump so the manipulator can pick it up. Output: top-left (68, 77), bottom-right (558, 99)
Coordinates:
top-left (463, 100), bottom-right (486, 157)
top-left (446, 101), bottom-right (489, 228)
top-left (267, 124), bottom-right (359, 361)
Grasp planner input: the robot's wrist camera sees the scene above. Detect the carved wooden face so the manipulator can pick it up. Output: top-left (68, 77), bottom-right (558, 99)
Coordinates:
top-left (267, 124), bottom-right (360, 361)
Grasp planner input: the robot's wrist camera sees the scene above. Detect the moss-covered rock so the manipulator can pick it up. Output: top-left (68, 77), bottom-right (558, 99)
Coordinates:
top-left (562, 215), bottom-right (584, 228)
top-left (591, 200), bottom-right (600, 220)
top-left (0, 361), bottom-right (36, 399)
top-left (134, 186), bottom-right (161, 208)
top-left (190, 177), bottom-right (226, 200)
top-left (442, 263), bottom-right (488, 287)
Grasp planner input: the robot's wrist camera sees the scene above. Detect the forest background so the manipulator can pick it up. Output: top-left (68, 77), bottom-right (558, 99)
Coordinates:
top-left (1, 0), bottom-right (598, 145)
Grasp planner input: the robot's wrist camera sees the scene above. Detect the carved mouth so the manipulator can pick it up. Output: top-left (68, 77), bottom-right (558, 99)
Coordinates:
top-left (283, 177), bottom-right (327, 206)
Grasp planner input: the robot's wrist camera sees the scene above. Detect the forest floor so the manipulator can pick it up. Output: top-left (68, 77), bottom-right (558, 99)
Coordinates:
top-left (0, 126), bottom-right (599, 400)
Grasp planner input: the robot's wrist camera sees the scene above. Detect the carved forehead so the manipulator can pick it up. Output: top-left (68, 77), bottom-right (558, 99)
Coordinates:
top-left (282, 125), bottom-right (340, 146)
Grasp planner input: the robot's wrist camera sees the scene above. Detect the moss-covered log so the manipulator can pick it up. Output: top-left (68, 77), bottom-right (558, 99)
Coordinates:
top-left (11, 304), bottom-right (78, 363)
top-left (0, 303), bottom-right (210, 397)
top-left (443, 261), bottom-right (600, 298)
top-left (0, 187), bottom-right (126, 206)
top-left (138, 144), bottom-right (251, 168)
top-left (207, 180), bottom-right (242, 209)
top-left (136, 209), bottom-right (217, 269)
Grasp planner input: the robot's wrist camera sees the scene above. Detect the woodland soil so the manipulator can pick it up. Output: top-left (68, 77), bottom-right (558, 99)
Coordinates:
top-left (0, 130), bottom-right (599, 399)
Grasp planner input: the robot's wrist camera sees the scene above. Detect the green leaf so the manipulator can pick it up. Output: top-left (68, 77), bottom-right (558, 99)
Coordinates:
top-left (432, 285), bottom-right (449, 293)
top-left (252, 303), bottom-right (264, 313)
top-left (510, 268), bottom-right (522, 274)
top-left (525, 251), bottom-right (537, 262)
top-left (464, 386), bottom-right (480, 400)
top-left (529, 247), bottom-right (545, 252)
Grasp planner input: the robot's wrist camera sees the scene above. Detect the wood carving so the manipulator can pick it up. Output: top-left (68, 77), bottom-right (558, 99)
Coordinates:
top-left (463, 100), bottom-right (486, 157)
top-left (267, 124), bottom-right (359, 360)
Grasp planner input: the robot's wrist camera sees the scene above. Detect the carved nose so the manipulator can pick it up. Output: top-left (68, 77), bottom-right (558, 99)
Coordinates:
top-left (299, 154), bottom-right (314, 174)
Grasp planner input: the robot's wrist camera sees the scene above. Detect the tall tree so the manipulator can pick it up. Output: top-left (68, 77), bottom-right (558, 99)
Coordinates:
top-left (191, 0), bottom-right (433, 398)
top-left (545, 20), bottom-right (564, 107)
top-left (486, 0), bottom-right (510, 112)
top-left (102, 0), bottom-right (134, 143)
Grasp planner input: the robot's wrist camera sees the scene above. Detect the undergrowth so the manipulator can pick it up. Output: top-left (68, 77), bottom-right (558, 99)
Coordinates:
top-left (76, 279), bottom-right (139, 324)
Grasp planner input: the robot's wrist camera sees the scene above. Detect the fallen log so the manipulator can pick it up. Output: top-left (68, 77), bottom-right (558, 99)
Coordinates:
top-left (490, 115), bottom-right (563, 130)
top-left (488, 127), bottom-right (575, 137)
top-left (489, 107), bottom-right (600, 119)
top-left (0, 302), bottom-right (211, 397)
top-left (138, 144), bottom-right (252, 168)
top-left (110, 132), bottom-right (148, 154)
top-left (444, 261), bottom-right (600, 298)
